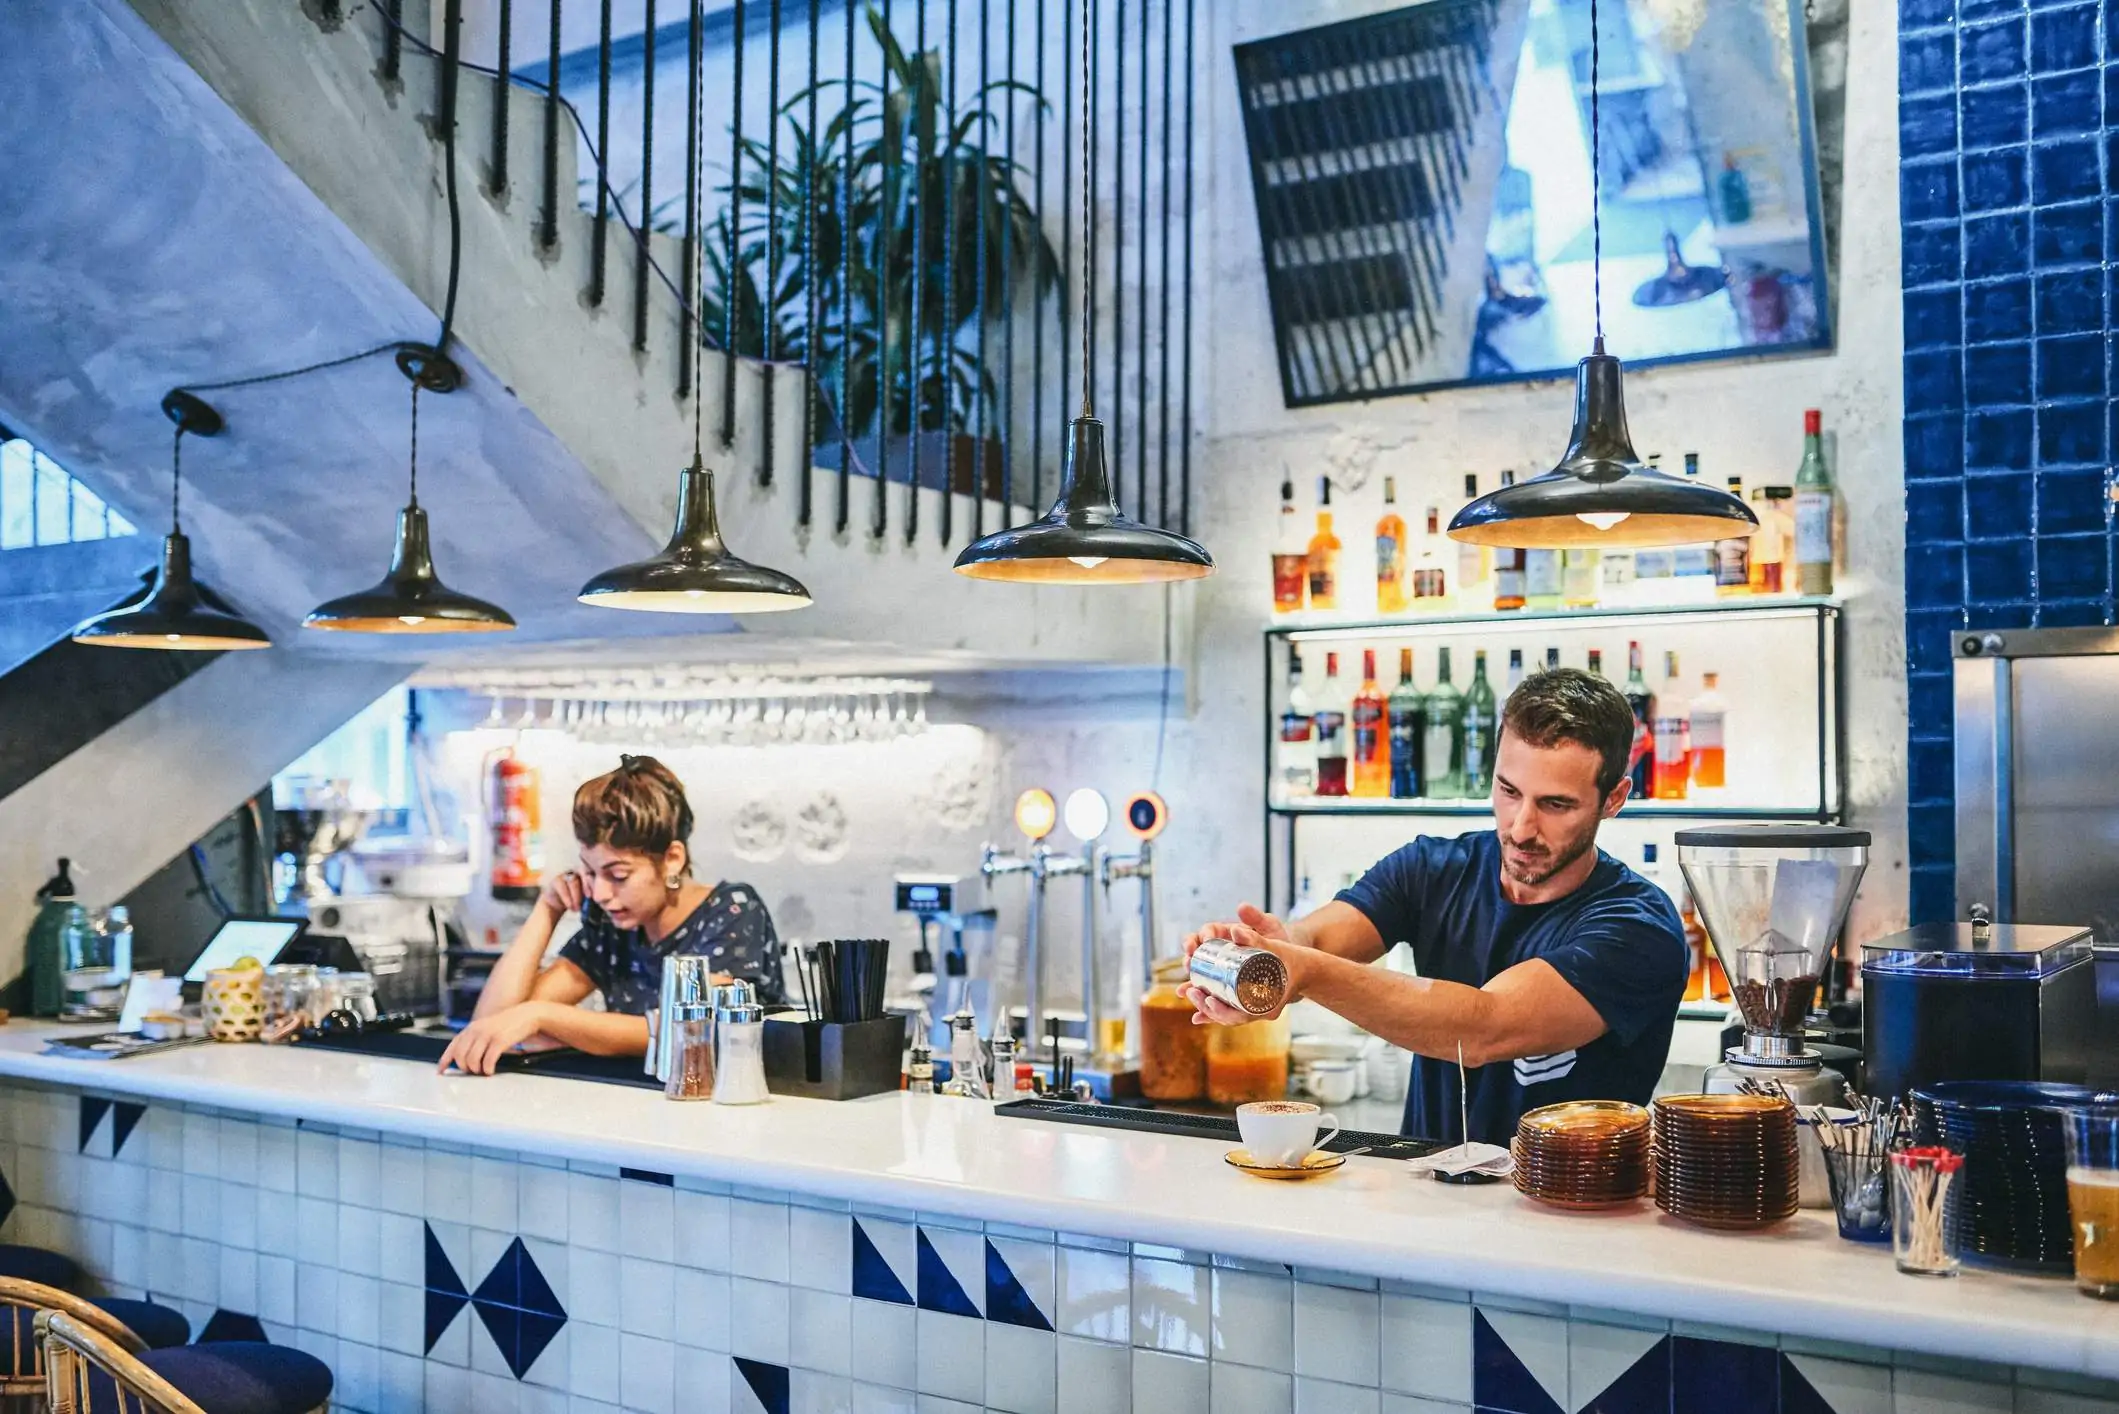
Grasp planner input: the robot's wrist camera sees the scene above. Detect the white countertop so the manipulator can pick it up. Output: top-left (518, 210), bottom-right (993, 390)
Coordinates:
top-left (0, 1025), bottom-right (2113, 1378)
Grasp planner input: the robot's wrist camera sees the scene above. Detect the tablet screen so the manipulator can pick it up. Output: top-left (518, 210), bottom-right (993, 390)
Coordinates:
top-left (184, 918), bottom-right (305, 983)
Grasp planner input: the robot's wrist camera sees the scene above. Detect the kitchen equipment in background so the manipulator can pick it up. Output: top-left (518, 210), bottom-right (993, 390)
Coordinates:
top-left (1910, 1080), bottom-right (2117, 1275)
top-left (1675, 826), bottom-right (1866, 1117)
top-left (275, 778), bottom-right (377, 903)
top-left (711, 980), bottom-right (770, 1105)
top-left (1861, 917), bottom-right (2095, 1102)
top-left (1101, 791), bottom-right (1167, 1005)
top-left (304, 894), bottom-right (450, 1018)
top-left (980, 789), bottom-right (1087, 1061)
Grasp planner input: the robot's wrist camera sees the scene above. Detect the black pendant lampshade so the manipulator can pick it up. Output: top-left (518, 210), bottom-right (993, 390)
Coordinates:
top-left (303, 503), bottom-right (516, 633)
top-left (578, 458), bottom-right (812, 612)
top-left (72, 391), bottom-right (272, 651)
top-left (1447, 347), bottom-right (1758, 549)
top-left (1632, 232), bottom-right (1726, 308)
top-left (953, 415), bottom-right (1213, 583)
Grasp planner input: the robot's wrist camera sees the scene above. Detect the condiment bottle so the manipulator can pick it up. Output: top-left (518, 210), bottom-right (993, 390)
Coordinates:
top-left (711, 981), bottom-right (770, 1105)
top-left (664, 999), bottom-right (715, 1101)
top-left (907, 1040), bottom-right (935, 1094)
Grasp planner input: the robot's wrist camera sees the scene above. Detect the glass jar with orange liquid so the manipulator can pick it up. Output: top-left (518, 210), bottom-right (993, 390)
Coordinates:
top-left (1139, 959), bottom-right (1206, 1102)
top-left (1206, 1016), bottom-right (1292, 1107)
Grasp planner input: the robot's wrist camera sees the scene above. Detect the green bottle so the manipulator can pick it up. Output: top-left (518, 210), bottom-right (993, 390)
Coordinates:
top-left (26, 859), bottom-right (88, 1019)
top-left (1422, 648), bottom-right (1466, 798)
top-left (1463, 650), bottom-right (1498, 795)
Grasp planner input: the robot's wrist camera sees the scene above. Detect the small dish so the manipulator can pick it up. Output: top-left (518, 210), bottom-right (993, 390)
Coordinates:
top-left (1225, 1148), bottom-right (1346, 1180)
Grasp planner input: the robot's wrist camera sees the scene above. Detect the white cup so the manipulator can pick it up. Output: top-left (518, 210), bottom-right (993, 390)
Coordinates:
top-left (1306, 1060), bottom-right (1359, 1107)
top-left (1236, 1100), bottom-right (1341, 1168)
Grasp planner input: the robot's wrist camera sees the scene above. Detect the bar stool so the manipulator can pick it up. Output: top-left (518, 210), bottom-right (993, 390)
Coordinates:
top-left (0, 1250), bottom-right (187, 1352)
top-left (40, 1311), bottom-right (331, 1414)
top-left (0, 1280), bottom-right (146, 1408)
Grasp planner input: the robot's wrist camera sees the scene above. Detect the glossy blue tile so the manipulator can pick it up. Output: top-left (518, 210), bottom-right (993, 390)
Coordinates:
top-left (1907, 608), bottom-right (1967, 676)
top-left (1903, 223), bottom-right (1962, 288)
top-left (1964, 212), bottom-right (2030, 277)
top-left (984, 1240), bottom-right (1054, 1331)
top-left (1907, 544), bottom-right (1966, 606)
top-left (1961, 83), bottom-right (2028, 149)
top-left (736, 1357), bottom-right (792, 1414)
top-left (1908, 734), bottom-right (1958, 805)
top-left (1961, 18), bottom-right (2028, 84)
top-left (1966, 408), bottom-right (2032, 468)
top-left (2032, 138), bottom-right (2101, 204)
top-left (1911, 802), bottom-right (1959, 867)
top-left (2030, 3), bottom-right (2098, 70)
top-left (1965, 474), bottom-right (2032, 538)
top-left (1965, 278), bottom-right (2032, 342)
top-left (2032, 68), bottom-right (2101, 134)
top-left (111, 1103), bottom-right (146, 1158)
top-left (2038, 399), bottom-right (2104, 465)
top-left (2038, 597), bottom-right (2111, 626)
top-left (1578, 1336), bottom-right (1669, 1414)
top-left (2034, 268), bottom-right (2101, 333)
top-left (79, 1097), bottom-right (109, 1154)
top-left (851, 1219), bottom-right (913, 1305)
top-left (1909, 671), bottom-right (1955, 732)
top-left (1471, 1312), bottom-right (1565, 1414)
top-left (1903, 0), bottom-right (1956, 26)
top-left (1959, 0), bottom-right (2021, 21)
top-left (1903, 288), bottom-right (1963, 351)
top-left (2035, 334), bottom-right (2102, 399)
top-left (915, 1229), bottom-right (980, 1317)
top-left (1902, 29), bottom-right (1958, 93)
top-left (1906, 351), bottom-right (1964, 412)
top-left (1672, 1336), bottom-right (1776, 1414)
top-left (1912, 865), bottom-right (1958, 927)
top-left (1902, 160), bottom-right (1960, 224)
top-left (1905, 413), bottom-right (1966, 480)
top-left (1962, 147), bottom-right (2029, 211)
top-left (2037, 533), bottom-right (2109, 597)
top-left (1968, 539), bottom-right (2034, 600)
top-left (2036, 469), bottom-right (2109, 534)
top-left (197, 1311), bottom-right (269, 1345)
top-left (1966, 341), bottom-right (2033, 403)
top-left (1907, 481), bottom-right (1965, 543)
top-left (2033, 200), bottom-right (2101, 265)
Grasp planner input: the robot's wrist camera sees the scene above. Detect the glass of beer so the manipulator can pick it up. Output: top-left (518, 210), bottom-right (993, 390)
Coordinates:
top-left (2064, 1107), bottom-right (2119, 1299)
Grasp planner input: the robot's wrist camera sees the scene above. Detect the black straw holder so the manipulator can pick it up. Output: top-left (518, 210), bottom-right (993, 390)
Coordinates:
top-left (763, 1014), bottom-right (907, 1100)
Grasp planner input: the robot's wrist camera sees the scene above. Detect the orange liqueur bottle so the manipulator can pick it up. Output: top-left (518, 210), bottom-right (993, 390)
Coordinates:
top-left (1306, 477), bottom-right (1341, 612)
top-left (1351, 650), bottom-right (1390, 796)
top-left (1375, 478), bottom-right (1408, 614)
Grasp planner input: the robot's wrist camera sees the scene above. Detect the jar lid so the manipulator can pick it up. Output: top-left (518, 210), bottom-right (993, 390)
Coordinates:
top-left (716, 1003), bottom-right (764, 1024)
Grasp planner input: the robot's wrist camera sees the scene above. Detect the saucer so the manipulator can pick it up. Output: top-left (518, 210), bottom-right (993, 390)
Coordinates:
top-left (1225, 1148), bottom-right (1346, 1180)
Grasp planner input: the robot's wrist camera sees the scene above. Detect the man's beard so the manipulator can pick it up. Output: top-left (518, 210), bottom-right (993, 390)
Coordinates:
top-left (1501, 821), bottom-right (1599, 887)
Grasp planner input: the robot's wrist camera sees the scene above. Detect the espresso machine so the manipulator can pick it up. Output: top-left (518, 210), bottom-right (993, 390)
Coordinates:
top-left (1674, 825), bottom-right (1870, 1108)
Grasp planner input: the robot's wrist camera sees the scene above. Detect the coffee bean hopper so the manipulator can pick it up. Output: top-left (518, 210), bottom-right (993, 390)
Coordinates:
top-left (1674, 825), bottom-right (1871, 1110)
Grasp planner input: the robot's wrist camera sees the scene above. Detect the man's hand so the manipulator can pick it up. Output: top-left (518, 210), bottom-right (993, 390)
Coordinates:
top-left (438, 1002), bottom-right (556, 1075)
top-left (1181, 902), bottom-right (1300, 960)
top-left (1176, 909), bottom-right (1315, 1027)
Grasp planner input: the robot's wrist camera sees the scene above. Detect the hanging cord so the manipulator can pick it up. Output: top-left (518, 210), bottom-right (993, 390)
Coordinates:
top-left (1079, 0), bottom-right (1093, 418)
top-left (409, 379), bottom-right (422, 507)
top-left (170, 426), bottom-right (185, 533)
top-left (1590, 0), bottom-right (1603, 352)
top-left (691, 0), bottom-right (708, 466)
top-left (436, 0), bottom-right (465, 355)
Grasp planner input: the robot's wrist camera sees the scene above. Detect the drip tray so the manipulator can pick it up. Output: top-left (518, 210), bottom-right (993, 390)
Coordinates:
top-left (302, 1026), bottom-right (665, 1089)
top-left (995, 1097), bottom-right (1441, 1160)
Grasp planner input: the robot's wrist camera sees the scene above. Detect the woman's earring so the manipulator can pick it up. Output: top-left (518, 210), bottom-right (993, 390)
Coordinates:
top-left (666, 874), bottom-right (682, 891)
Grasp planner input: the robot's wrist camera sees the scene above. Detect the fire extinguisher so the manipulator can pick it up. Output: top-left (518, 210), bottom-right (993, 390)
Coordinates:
top-left (487, 747), bottom-right (545, 902)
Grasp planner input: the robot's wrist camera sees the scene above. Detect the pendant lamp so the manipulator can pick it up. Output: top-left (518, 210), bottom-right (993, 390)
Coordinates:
top-left (1448, 0), bottom-right (1756, 553)
top-left (70, 392), bottom-right (272, 651)
top-left (951, 0), bottom-right (1212, 584)
top-left (1633, 231), bottom-right (1725, 308)
top-left (579, 0), bottom-right (810, 614)
top-left (303, 362), bottom-right (517, 634)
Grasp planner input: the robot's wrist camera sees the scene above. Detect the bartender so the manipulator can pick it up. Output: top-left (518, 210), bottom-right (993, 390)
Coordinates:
top-left (439, 754), bottom-right (783, 1075)
top-left (1184, 669), bottom-right (1686, 1145)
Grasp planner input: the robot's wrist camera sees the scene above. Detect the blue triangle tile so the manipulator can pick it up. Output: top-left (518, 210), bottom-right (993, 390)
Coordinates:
top-left (1778, 1353), bottom-right (1836, 1414)
top-left (984, 1239), bottom-right (1052, 1331)
top-left (851, 1219), bottom-right (912, 1306)
top-left (1672, 1335), bottom-right (1777, 1414)
top-left (1472, 1311), bottom-right (1566, 1414)
top-left (1577, 1335), bottom-right (1670, 1414)
top-left (473, 1301), bottom-right (524, 1376)
top-left (517, 1308), bottom-right (565, 1380)
top-left (735, 1356), bottom-right (790, 1414)
top-left (78, 1097), bottom-right (109, 1154)
top-left (197, 1311), bottom-right (268, 1345)
top-left (425, 1222), bottom-right (467, 1297)
top-left (517, 1239), bottom-right (566, 1321)
top-left (425, 1288), bottom-right (469, 1353)
top-left (473, 1238), bottom-right (525, 1311)
top-left (111, 1103), bottom-right (147, 1158)
top-left (915, 1230), bottom-right (980, 1317)
top-left (0, 1166), bottom-right (15, 1229)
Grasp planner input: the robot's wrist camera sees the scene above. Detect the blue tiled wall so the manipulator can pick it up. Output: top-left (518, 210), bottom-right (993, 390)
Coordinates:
top-left (1899, 0), bottom-right (2119, 922)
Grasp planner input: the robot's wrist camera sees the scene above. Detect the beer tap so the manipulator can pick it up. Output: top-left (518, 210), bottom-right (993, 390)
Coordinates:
top-left (1100, 792), bottom-right (1169, 995)
top-left (980, 789), bottom-right (1083, 1060)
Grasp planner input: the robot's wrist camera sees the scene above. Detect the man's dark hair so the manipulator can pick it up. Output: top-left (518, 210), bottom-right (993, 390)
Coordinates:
top-left (1500, 668), bottom-right (1636, 797)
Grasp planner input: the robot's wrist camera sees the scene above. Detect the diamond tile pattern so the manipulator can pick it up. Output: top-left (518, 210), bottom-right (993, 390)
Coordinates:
top-left (424, 1220), bottom-right (566, 1378)
top-left (1899, 0), bottom-right (2119, 920)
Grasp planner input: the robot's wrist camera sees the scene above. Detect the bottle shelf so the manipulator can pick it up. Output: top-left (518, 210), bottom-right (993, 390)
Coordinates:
top-left (1266, 595), bottom-right (1840, 640)
top-left (1269, 798), bottom-right (1836, 821)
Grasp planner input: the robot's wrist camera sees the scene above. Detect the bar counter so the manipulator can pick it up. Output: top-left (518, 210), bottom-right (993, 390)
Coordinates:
top-left (0, 1024), bottom-right (2113, 1413)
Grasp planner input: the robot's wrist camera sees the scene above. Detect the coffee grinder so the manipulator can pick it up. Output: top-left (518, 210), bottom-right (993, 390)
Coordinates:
top-left (1674, 825), bottom-right (1871, 1108)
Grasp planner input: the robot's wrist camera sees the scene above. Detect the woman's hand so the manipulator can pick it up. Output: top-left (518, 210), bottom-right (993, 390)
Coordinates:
top-left (535, 870), bottom-right (586, 920)
top-left (437, 1002), bottom-right (556, 1075)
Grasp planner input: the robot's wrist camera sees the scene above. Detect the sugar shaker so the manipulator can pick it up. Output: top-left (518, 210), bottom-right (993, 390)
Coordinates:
top-left (711, 980), bottom-right (770, 1105)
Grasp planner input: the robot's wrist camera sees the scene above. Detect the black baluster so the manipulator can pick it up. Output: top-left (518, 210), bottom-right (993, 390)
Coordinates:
top-left (541, 0), bottom-right (561, 249)
top-left (838, 0), bottom-right (855, 534)
top-left (1179, 0), bottom-right (1193, 536)
top-left (1133, 0), bottom-right (1148, 520)
top-left (1000, 0), bottom-right (1016, 524)
top-left (972, 0), bottom-right (989, 539)
top-left (1029, 0), bottom-right (1046, 518)
top-left (681, 0), bottom-right (701, 400)
top-left (723, 0), bottom-right (746, 447)
top-left (634, 0), bottom-right (656, 352)
top-left (875, 0), bottom-right (893, 538)
top-left (909, 0), bottom-right (928, 545)
top-left (764, 0), bottom-right (783, 489)
top-left (591, 0), bottom-right (613, 306)
top-left (1111, 0), bottom-right (1122, 512)
top-left (800, 0), bottom-right (820, 528)
top-left (491, 0), bottom-right (512, 196)
top-left (385, 0), bottom-right (404, 83)
top-left (1156, 0), bottom-right (1171, 526)
top-left (941, 0), bottom-right (959, 545)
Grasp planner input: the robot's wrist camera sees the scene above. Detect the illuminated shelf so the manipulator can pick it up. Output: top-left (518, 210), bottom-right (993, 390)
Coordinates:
top-left (1269, 799), bottom-right (1832, 820)
top-left (1266, 596), bottom-right (1840, 640)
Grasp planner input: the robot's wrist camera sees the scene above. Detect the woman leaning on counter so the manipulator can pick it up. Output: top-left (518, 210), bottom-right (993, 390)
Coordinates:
top-left (438, 754), bottom-right (783, 1075)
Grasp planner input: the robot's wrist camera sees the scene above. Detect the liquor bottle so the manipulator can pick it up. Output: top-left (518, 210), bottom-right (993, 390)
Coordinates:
top-left (1525, 543), bottom-right (1562, 611)
top-left (1422, 647), bottom-right (1466, 798)
top-left (1623, 641), bottom-right (1655, 798)
top-left (1387, 647), bottom-right (1424, 799)
top-left (1272, 475), bottom-right (1307, 614)
top-left (1492, 473), bottom-right (1527, 612)
top-left (1690, 887), bottom-right (1729, 1001)
top-left (1632, 456), bottom-right (1675, 586)
top-left (1600, 541), bottom-right (1636, 604)
top-left (1563, 547), bottom-right (1601, 608)
top-left (1276, 646), bottom-right (1316, 799)
top-left (1671, 454), bottom-right (1716, 590)
top-left (1746, 486), bottom-right (1779, 594)
top-left (1505, 647), bottom-right (1525, 697)
top-left (1587, 647), bottom-right (1605, 678)
top-left (1690, 671), bottom-right (1728, 790)
top-left (1313, 651), bottom-right (1350, 796)
top-left (1462, 650), bottom-right (1498, 795)
top-left (1412, 507), bottom-right (1449, 605)
top-left (1307, 477), bottom-right (1341, 612)
top-left (1544, 646), bottom-right (1560, 672)
top-left (1456, 473), bottom-right (1490, 607)
top-left (1669, 855), bottom-right (1707, 1003)
top-left (1351, 649), bottom-right (1390, 797)
top-left (1793, 410), bottom-right (1835, 596)
top-left (1714, 476), bottom-right (1751, 595)
top-left (1652, 651), bottom-right (1691, 801)
top-left (1375, 477), bottom-right (1408, 615)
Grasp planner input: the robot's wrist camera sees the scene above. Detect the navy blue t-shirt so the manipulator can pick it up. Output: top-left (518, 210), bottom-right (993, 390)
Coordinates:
top-left (1336, 831), bottom-right (1686, 1146)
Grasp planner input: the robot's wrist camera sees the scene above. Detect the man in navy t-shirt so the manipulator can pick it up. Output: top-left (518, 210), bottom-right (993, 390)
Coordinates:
top-left (1184, 669), bottom-right (1687, 1145)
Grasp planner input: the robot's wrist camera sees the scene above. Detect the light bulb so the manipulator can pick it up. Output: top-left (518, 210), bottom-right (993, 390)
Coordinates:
top-left (1014, 788), bottom-right (1057, 841)
top-left (1068, 555), bottom-right (1109, 569)
top-left (1063, 788), bottom-right (1110, 843)
top-left (165, 633), bottom-right (180, 643)
top-left (1576, 511), bottom-right (1632, 531)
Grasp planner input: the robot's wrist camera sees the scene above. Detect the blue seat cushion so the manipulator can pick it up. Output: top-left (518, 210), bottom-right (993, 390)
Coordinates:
top-left (86, 1342), bottom-right (333, 1414)
top-left (0, 1244), bottom-right (81, 1289)
top-left (91, 1298), bottom-right (189, 1350)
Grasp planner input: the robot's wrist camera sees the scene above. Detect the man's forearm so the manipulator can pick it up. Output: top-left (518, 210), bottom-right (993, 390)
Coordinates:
top-left (534, 1005), bottom-right (650, 1057)
top-left (1291, 950), bottom-right (1501, 1063)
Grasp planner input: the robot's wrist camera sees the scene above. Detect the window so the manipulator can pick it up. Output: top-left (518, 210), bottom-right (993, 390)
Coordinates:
top-left (0, 436), bottom-right (137, 548)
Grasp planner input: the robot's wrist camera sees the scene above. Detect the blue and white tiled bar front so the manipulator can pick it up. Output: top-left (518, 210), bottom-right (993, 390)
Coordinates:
top-left (0, 1027), bottom-right (2114, 1414)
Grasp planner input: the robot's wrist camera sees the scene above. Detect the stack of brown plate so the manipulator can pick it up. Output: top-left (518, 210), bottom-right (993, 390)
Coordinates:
top-left (1651, 1094), bottom-right (1800, 1230)
top-left (1510, 1100), bottom-right (1651, 1209)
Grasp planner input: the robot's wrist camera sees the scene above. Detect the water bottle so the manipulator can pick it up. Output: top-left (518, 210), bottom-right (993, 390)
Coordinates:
top-left (26, 860), bottom-right (88, 1019)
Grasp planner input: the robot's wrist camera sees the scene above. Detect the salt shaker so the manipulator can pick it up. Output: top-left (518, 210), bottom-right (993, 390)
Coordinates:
top-left (663, 998), bottom-right (715, 1100)
top-left (711, 980), bottom-right (770, 1105)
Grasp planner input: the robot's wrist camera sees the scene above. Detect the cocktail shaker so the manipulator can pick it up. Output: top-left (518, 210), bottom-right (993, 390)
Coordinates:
top-left (1187, 939), bottom-right (1290, 1016)
top-left (652, 955), bottom-right (717, 1083)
